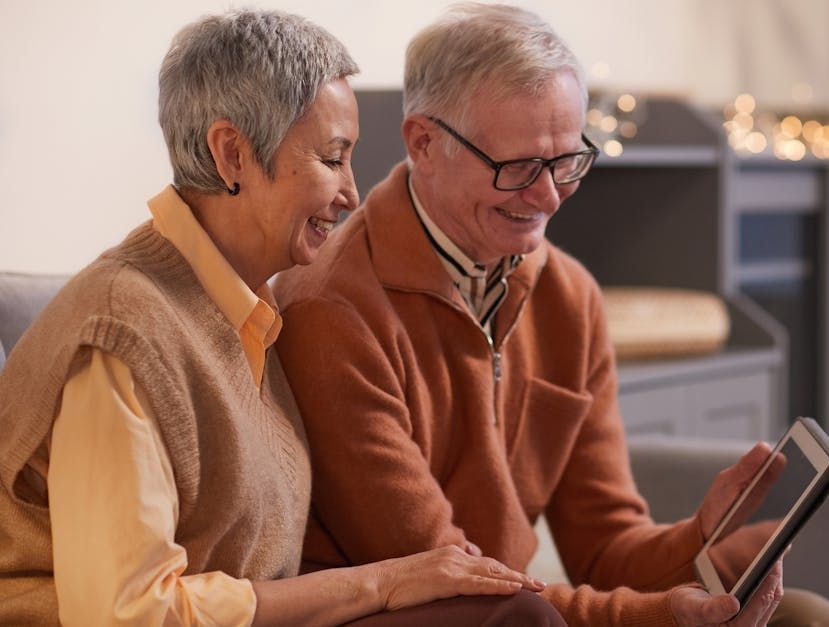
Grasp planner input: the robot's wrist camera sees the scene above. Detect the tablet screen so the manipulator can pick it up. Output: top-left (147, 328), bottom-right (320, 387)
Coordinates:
top-left (705, 438), bottom-right (818, 592)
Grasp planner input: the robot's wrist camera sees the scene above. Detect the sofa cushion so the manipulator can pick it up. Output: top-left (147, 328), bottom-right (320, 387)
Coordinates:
top-left (0, 272), bottom-right (68, 360)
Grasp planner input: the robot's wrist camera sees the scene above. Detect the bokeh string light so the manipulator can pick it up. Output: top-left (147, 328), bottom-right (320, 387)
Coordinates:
top-left (586, 61), bottom-right (646, 158)
top-left (723, 88), bottom-right (829, 161)
top-left (589, 59), bottom-right (827, 162)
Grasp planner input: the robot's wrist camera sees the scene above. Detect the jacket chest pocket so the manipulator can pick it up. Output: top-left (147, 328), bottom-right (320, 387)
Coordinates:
top-left (508, 378), bottom-right (592, 514)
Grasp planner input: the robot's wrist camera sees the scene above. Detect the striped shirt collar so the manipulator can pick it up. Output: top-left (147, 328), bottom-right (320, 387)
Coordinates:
top-left (407, 175), bottom-right (523, 333)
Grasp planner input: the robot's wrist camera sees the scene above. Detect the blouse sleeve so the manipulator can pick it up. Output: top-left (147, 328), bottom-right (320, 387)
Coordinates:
top-left (48, 348), bottom-right (257, 626)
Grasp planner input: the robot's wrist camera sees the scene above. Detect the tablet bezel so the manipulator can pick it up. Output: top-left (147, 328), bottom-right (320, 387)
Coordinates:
top-left (694, 417), bottom-right (829, 605)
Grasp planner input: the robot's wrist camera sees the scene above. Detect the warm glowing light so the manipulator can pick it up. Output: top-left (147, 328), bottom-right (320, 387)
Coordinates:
top-left (812, 140), bottom-right (829, 159)
top-left (600, 115), bottom-right (618, 133)
top-left (728, 131), bottom-right (747, 150)
top-left (586, 108), bottom-right (603, 126)
top-left (802, 120), bottom-right (823, 143)
top-left (734, 93), bottom-right (756, 114)
top-left (811, 142), bottom-right (828, 159)
top-left (733, 112), bottom-right (754, 131)
top-left (792, 82), bottom-right (814, 104)
top-left (603, 139), bottom-right (623, 157)
top-left (783, 139), bottom-right (807, 161)
top-left (591, 61), bottom-right (611, 79)
top-left (745, 132), bottom-right (768, 154)
top-left (617, 94), bottom-right (636, 113)
top-left (721, 93), bottom-right (828, 160)
top-left (619, 121), bottom-right (638, 138)
top-left (780, 116), bottom-right (803, 138)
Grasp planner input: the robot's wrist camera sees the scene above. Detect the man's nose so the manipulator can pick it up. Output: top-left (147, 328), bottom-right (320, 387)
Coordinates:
top-left (520, 166), bottom-right (560, 213)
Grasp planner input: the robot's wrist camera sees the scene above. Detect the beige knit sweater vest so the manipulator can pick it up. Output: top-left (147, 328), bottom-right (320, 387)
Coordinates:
top-left (0, 223), bottom-right (311, 625)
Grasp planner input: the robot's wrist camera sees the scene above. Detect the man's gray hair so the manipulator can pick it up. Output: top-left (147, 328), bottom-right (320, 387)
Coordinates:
top-left (404, 3), bottom-right (585, 147)
top-left (159, 9), bottom-right (358, 193)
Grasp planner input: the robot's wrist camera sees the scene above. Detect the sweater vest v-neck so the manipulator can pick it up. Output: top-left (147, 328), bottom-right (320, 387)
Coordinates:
top-left (0, 222), bottom-right (311, 624)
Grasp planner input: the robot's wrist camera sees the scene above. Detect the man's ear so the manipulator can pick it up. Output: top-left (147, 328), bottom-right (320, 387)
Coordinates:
top-left (402, 115), bottom-right (438, 175)
top-left (206, 119), bottom-right (245, 190)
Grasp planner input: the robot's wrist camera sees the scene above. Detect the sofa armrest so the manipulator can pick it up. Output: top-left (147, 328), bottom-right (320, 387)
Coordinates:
top-left (628, 435), bottom-right (750, 523)
top-left (628, 435), bottom-right (829, 598)
top-left (528, 438), bottom-right (752, 585)
top-left (530, 436), bottom-right (829, 596)
top-left (0, 272), bottom-right (68, 360)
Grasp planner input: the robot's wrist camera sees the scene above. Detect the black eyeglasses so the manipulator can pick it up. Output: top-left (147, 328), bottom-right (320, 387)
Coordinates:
top-left (428, 116), bottom-right (599, 191)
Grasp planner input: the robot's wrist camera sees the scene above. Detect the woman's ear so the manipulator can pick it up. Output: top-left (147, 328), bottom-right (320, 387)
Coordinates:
top-left (206, 120), bottom-right (244, 190)
top-left (401, 115), bottom-right (438, 176)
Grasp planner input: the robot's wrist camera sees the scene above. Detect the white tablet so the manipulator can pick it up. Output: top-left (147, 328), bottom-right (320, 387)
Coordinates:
top-left (694, 417), bottom-right (829, 608)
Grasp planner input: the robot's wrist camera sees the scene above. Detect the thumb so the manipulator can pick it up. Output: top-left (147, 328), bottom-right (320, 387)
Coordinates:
top-left (701, 594), bottom-right (740, 623)
top-left (731, 442), bottom-right (772, 482)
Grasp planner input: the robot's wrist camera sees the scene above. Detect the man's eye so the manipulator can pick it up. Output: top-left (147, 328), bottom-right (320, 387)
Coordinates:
top-left (324, 158), bottom-right (344, 168)
top-left (502, 161), bottom-right (536, 175)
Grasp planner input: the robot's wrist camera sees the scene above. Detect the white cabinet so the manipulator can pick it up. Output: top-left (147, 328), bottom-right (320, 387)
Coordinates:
top-left (619, 367), bottom-right (774, 441)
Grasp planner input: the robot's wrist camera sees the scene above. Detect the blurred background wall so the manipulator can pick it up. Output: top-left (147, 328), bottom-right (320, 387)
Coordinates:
top-left (2, 0), bottom-right (827, 273)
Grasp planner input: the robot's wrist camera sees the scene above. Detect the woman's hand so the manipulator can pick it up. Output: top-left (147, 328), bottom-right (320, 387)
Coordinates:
top-left (370, 545), bottom-right (546, 612)
top-left (251, 544), bottom-right (544, 626)
top-left (669, 561), bottom-right (783, 626)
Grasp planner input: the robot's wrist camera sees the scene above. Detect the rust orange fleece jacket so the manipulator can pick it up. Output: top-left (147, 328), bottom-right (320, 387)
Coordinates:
top-left (273, 163), bottom-right (703, 626)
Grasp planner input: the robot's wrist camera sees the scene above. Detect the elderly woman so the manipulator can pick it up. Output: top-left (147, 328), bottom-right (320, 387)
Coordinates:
top-left (0, 9), bottom-right (567, 627)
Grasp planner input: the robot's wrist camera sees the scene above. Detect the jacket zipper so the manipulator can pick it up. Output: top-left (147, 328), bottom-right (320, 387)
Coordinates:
top-left (389, 286), bottom-right (530, 425)
top-left (442, 295), bottom-right (529, 425)
top-left (490, 296), bottom-right (530, 424)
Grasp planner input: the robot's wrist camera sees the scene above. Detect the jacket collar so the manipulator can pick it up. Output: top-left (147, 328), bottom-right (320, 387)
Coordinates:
top-left (364, 162), bottom-right (549, 329)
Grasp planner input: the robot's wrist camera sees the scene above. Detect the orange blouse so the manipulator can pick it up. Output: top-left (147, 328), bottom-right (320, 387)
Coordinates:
top-left (48, 186), bottom-right (280, 625)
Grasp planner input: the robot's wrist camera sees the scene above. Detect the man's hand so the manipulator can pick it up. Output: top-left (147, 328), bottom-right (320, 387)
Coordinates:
top-left (670, 561), bottom-right (783, 626)
top-left (697, 442), bottom-right (773, 540)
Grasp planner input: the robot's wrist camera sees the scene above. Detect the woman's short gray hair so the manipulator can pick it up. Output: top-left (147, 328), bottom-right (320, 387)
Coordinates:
top-left (159, 9), bottom-right (358, 193)
top-left (404, 3), bottom-right (585, 147)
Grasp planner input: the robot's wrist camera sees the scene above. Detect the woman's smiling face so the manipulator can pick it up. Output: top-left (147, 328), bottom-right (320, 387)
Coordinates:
top-left (246, 78), bottom-right (360, 269)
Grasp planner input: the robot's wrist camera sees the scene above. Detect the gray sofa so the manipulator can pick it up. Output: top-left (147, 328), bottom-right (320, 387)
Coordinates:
top-left (2, 272), bottom-right (826, 597)
top-left (630, 436), bottom-right (828, 597)
top-left (529, 436), bottom-right (828, 598)
top-left (0, 271), bottom-right (68, 367)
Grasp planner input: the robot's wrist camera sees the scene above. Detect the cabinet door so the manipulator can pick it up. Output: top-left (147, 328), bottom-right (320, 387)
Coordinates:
top-left (619, 371), bottom-right (773, 440)
top-left (619, 387), bottom-right (687, 436)
top-left (685, 372), bottom-right (771, 440)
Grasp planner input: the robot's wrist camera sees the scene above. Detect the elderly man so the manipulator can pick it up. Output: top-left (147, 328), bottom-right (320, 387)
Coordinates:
top-left (274, 4), bottom-right (795, 625)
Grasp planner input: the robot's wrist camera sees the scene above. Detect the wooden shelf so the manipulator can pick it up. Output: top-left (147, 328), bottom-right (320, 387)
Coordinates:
top-left (596, 145), bottom-right (718, 168)
top-left (736, 260), bottom-right (813, 284)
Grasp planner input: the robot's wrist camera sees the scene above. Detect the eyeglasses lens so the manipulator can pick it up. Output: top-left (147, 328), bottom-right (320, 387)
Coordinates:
top-left (496, 162), bottom-right (543, 190)
top-left (555, 154), bottom-right (591, 184)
